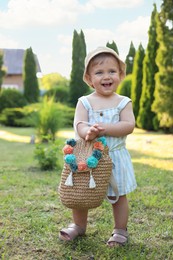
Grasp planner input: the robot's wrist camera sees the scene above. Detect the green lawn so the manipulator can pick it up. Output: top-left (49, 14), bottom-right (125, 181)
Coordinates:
top-left (0, 127), bottom-right (173, 260)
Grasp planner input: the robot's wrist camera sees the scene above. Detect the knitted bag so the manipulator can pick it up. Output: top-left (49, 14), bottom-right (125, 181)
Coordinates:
top-left (59, 137), bottom-right (114, 209)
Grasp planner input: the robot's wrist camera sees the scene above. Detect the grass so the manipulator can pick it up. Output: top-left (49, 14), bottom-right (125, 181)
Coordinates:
top-left (0, 126), bottom-right (173, 260)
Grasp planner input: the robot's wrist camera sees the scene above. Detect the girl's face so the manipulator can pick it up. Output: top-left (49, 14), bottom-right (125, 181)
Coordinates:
top-left (86, 55), bottom-right (121, 96)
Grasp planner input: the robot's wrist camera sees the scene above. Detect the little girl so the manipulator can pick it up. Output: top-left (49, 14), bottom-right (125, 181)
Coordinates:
top-left (59, 46), bottom-right (137, 247)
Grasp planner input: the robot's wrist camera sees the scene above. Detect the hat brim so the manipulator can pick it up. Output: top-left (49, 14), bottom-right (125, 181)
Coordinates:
top-left (83, 46), bottom-right (126, 87)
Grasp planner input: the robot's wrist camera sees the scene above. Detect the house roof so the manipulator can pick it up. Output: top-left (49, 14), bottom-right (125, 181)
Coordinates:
top-left (1, 48), bottom-right (41, 75)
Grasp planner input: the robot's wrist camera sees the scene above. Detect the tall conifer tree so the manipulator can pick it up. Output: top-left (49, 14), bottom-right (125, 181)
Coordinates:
top-left (131, 43), bottom-right (145, 120)
top-left (69, 30), bottom-right (88, 107)
top-left (152, 0), bottom-right (173, 131)
top-left (106, 41), bottom-right (119, 54)
top-left (23, 47), bottom-right (39, 103)
top-left (125, 41), bottom-right (136, 75)
top-left (137, 4), bottom-right (159, 130)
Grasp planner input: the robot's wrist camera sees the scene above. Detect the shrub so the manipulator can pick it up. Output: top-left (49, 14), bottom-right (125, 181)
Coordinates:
top-left (24, 102), bottom-right (75, 129)
top-left (0, 106), bottom-right (37, 127)
top-left (0, 99), bottom-right (75, 129)
top-left (56, 103), bottom-right (75, 128)
top-left (34, 139), bottom-right (63, 170)
top-left (0, 108), bottom-right (26, 126)
top-left (117, 74), bottom-right (132, 98)
top-left (0, 89), bottom-right (27, 113)
top-left (35, 97), bottom-right (63, 142)
top-left (44, 85), bottom-right (69, 103)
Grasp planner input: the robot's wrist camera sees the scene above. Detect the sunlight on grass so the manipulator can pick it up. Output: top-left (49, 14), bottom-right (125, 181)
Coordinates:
top-left (57, 130), bottom-right (74, 139)
top-left (0, 130), bottom-right (31, 143)
top-left (128, 132), bottom-right (173, 158)
top-left (132, 158), bottom-right (172, 171)
top-left (0, 129), bottom-right (74, 143)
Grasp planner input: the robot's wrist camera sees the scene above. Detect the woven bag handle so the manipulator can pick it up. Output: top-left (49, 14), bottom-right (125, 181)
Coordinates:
top-left (75, 120), bottom-right (93, 129)
top-left (106, 173), bottom-right (119, 204)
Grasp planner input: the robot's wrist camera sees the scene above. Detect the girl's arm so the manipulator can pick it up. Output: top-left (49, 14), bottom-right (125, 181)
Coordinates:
top-left (74, 100), bottom-right (105, 140)
top-left (99, 102), bottom-right (135, 137)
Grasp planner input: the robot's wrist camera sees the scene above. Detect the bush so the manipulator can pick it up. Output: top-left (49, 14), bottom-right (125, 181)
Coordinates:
top-left (117, 74), bottom-right (132, 98)
top-left (0, 106), bottom-right (37, 127)
top-left (34, 139), bottom-right (63, 170)
top-left (44, 85), bottom-right (69, 103)
top-left (0, 98), bottom-right (75, 129)
top-left (56, 103), bottom-right (75, 128)
top-left (35, 97), bottom-right (63, 142)
top-left (27, 102), bottom-right (75, 129)
top-left (0, 108), bottom-right (26, 126)
top-left (0, 89), bottom-right (27, 113)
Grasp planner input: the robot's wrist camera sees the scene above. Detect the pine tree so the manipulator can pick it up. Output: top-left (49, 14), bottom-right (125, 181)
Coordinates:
top-left (0, 50), bottom-right (6, 93)
top-left (152, 0), bottom-right (173, 131)
top-left (125, 41), bottom-right (136, 75)
top-left (137, 4), bottom-right (159, 130)
top-left (131, 43), bottom-right (145, 120)
top-left (106, 41), bottom-right (119, 54)
top-left (23, 47), bottom-right (39, 103)
top-left (69, 30), bottom-right (88, 107)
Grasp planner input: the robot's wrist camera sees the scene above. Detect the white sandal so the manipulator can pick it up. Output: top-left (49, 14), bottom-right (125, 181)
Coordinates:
top-left (59, 223), bottom-right (86, 241)
top-left (107, 228), bottom-right (128, 247)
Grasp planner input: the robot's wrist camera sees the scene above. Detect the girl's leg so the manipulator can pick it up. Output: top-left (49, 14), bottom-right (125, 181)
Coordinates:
top-left (112, 195), bottom-right (129, 229)
top-left (59, 209), bottom-right (88, 241)
top-left (107, 195), bottom-right (129, 246)
top-left (72, 208), bottom-right (88, 231)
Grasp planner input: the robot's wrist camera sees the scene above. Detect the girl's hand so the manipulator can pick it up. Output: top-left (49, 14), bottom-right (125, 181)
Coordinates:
top-left (85, 124), bottom-right (105, 141)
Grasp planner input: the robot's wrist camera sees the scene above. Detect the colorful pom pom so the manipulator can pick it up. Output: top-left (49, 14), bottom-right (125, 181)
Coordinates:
top-left (70, 162), bottom-right (78, 172)
top-left (92, 149), bottom-right (102, 160)
top-left (64, 137), bottom-right (107, 173)
top-left (64, 154), bottom-right (76, 164)
top-left (93, 141), bottom-right (104, 151)
top-left (66, 138), bottom-right (76, 147)
top-left (63, 144), bottom-right (73, 154)
top-left (78, 161), bottom-right (88, 171)
top-left (97, 136), bottom-right (107, 147)
top-left (86, 156), bottom-right (99, 168)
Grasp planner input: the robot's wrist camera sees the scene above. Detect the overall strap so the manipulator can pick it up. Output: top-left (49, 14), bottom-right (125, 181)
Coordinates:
top-left (79, 96), bottom-right (92, 111)
top-left (117, 97), bottom-right (131, 112)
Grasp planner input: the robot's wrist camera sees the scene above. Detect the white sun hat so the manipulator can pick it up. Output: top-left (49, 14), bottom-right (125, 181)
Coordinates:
top-left (83, 46), bottom-right (126, 86)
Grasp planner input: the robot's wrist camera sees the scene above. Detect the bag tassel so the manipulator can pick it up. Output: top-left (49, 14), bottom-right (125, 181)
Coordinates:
top-left (65, 171), bottom-right (73, 186)
top-left (89, 170), bottom-right (96, 189)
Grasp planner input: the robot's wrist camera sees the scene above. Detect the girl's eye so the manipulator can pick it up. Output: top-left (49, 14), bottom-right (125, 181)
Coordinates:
top-left (110, 70), bottom-right (116, 74)
top-left (95, 71), bottom-right (102, 75)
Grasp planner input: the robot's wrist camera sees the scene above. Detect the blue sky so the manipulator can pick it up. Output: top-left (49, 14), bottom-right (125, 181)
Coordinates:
top-left (0, 0), bottom-right (161, 79)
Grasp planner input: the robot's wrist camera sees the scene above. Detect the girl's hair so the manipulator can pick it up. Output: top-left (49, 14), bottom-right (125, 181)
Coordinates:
top-left (86, 52), bottom-right (120, 74)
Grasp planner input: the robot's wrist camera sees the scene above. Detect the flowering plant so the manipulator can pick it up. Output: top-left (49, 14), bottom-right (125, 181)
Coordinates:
top-left (63, 137), bottom-right (107, 173)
